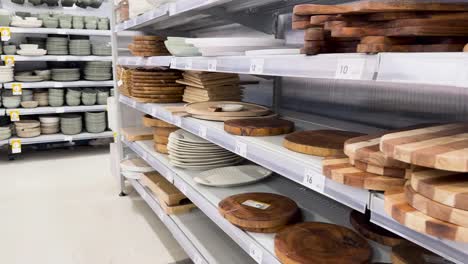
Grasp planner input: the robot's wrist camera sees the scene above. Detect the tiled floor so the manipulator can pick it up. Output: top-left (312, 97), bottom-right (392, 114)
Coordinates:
top-left (0, 146), bottom-right (187, 264)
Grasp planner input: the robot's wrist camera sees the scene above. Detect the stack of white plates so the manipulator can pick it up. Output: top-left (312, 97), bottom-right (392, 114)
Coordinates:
top-left (69, 39), bottom-right (91, 56)
top-left (39, 116), bottom-right (60, 134)
top-left (0, 125), bottom-right (12, 141)
top-left (120, 158), bottom-right (154, 179)
top-left (34, 90), bottom-right (49, 106)
top-left (11, 16), bottom-right (43, 28)
top-left (168, 129), bottom-right (243, 170)
top-left (85, 112), bottom-right (107, 133)
top-left (51, 68), bottom-right (80, 81)
top-left (83, 61), bottom-right (112, 81)
top-left (194, 165), bottom-right (272, 187)
top-left (60, 114), bottom-right (82, 135)
top-left (48, 88), bottom-right (64, 107)
top-left (47, 36), bottom-right (68, 55)
top-left (14, 71), bottom-right (44, 82)
top-left (91, 43), bottom-right (112, 56)
top-left (16, 44), bottom-right (47, 56)
top-left (66, 88), bottom-right (81, 106)
top-left (15, 120), bottom-right (41, 138)
top-left (164, 37), bottom-right (201, 57)
top-left (0, 66), bottom-right (14, 83)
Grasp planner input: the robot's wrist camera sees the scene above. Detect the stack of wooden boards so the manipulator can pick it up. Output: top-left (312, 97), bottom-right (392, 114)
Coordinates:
top-left (141, 171), bottom-right (196, 214)
top-left (293, 1), bottom-right (468, 54)
top-left (176, 71), bottom-right (243, 103)
top-left (128, 36), bottom-right (170, 57)
top-left (120, 68), bottom-right (184, 103)
top-left (142, 115), bottom-right (178, 154)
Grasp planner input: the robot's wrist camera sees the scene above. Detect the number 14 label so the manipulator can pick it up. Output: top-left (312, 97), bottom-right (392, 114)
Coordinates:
top-left (335, 59), bottom-right (365, 80)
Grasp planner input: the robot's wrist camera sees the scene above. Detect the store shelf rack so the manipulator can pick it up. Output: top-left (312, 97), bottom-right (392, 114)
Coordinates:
top-left (2, 55), bottom-right (112, 62)
top-left (0, 131), bottom-right (113, 147)
top-left (129, 178), bottom-right (256, 264)
top-left (8, 27), bottom-right (111, 36)
top-left (118, 56), bottom-right (172, 67)
top-left (3, 81), bottom-right (114, 89)
top-left (2, 105), bottom-right (106, 116)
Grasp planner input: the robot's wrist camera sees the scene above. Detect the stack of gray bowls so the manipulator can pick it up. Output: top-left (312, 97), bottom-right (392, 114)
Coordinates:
top-left (46, 36), bottom-right (68, 55)
top-left (97, 89), bottom-right (109, 105)
top-left (48, 88), bottom-right (64, 107)
top-left (69, 39), bottom-right (91, 56)
top-left (85, 112), bottom-right (106, 133)
top-left (60, 114), bottom-right (82, 135)
top-left (34, 90), bottom-right (48, 106)
top-left (91, 43), bottom-right (111, 56)
top-left (81, 88), bottom-right (97, 105)
top-left (66, 88), bottom-right (81, 106)
top-left (2, 91), bottom-right (21, 109)
top-left (83, 61), bottom-right (112, 81)
top-left (0, 125), bottom-right (12, 140)
top-left (21, 89), bottom-right (33, 102)
top-left (51, 68), bottom-right (80, 81)
top-left (72, 16), bottom-right (84, 29)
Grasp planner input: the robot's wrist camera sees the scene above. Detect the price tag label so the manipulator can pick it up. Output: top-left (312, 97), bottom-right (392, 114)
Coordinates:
top-left (335, 59), bottom-right (365, 80)
top-left (249, 244), bottom-right (263, 264)
top-left (1, 27), bottom-right (11, 41)
top-left (184, 59), bottom-right (193, 70)
top-left (11, 139), bottom-right (21, 154)
top-left (151, 108), bottom-right (158, 117)
top-left (57, 29), bottom-right (67, 34)
top-left (64, 136), bottom-right (73, 142)
top-left (137, 57), bottom-right (145, 66)
top-left (303, 168), bottom-right (326, 193)
top-left (131, 101), bottom-right (137, 108)
top-left (170, 57), bottom-right (177, 67)
top-left (198, 125), bottom-right (207, 138)
top-left (235, 141), bottom-right (247, 157)
top-left (9, 110), bottom-right (20, 122)
top-left (172, 116), bottom-right (182, 127)
top-left (158, 210), bottom-right (165, 222)
top-left (207, 59), bottom-right (217, 71)
top-left (56, 107), bottom-right (65, 113)
top-left (4, 55), bottom-right (15, 66)
top-left (57, 56), bottom-right (67, 62)
top-left (54, 82), bottom-right (63, 88)
top-left (249, 59), bottom-right (264, 74)
top-left (12, 83), bottom-right (22, 95)
top-left (113, 132), bottom-right (118, 142)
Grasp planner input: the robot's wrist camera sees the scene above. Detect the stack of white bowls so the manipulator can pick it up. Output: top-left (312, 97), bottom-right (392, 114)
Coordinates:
top-left (2, 91), bottom-right (21, 108)
top-left (66, 88), bottom-right (81, 106)
top-left (21, 90), bottom-right (34, 102)
top-left (82, 88), bottom-right (97, 105)
top-left (15, 120), bottom-right (41, 138)
top-left (48, 88), bottom-right (64, 107)
top-left (69, 39), bottom-right (91, 56)
top-left (0, 66), bottom-right (14, 83)
top-left (97, 89), bottom-right (109, 105)
top-left (46, 36), bottom-right (68, 55)
top-left (85, 112), bottom-right (107, 133)
top-left (0, 125), bottom-right (12, 140)
top-left (60, 114), bottom-right (82, 135)
top-left (34, 90), bottom-right (49, 106)
top-left (39, 116), bottom-right (60, 134)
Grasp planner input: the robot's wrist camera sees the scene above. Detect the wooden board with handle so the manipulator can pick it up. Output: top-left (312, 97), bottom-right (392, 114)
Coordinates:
top-left (380, 123), bottom-right (468, 172)
top-left (218, 192), bottom-right (299, 233)
top-left (391, 243), bottom-right (451, 264)
top-left (224, 118), bottom-right (295, 137)
top-left (274, 222), bottom-right (372, 264)
top-left (141, 171), bottom-right (187, 206)
top-left (120, 127), bottom-right (153, 142)
top-left (322, 157), bottom-right (406, 191)
top-left (410, 168), bottom-right (468, 210)
top-left (384, 188), bottom-right (468, 243)
top-left (284, 130), bottom-right (365, 157)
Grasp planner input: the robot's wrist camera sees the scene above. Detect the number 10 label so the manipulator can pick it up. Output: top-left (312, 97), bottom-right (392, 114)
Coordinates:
top-left (335, 59), bottom-right (365, 80)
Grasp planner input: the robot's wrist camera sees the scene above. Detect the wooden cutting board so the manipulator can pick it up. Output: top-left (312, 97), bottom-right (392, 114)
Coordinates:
top-left (350, 210), bottom-right (404, 247)
top-left (284, 130), bottom-right (365, 157)
top-left (133, 36), bottom-right (163, 41)
top-left (224, 118), bottom-right (295, 137)
top-left (141, 171), bottom-right (187, 206)
top-left (142, 115), bottom-right (177, 128)
top-left (410, 168), bottom-right (468, 210)
top-left (353, 160), bottom-right (407, 178)
top-left (218, 192), bottom-right (299, 233)
top-left (464, 43), bottom-right (468, 52)
top-left (192, 112), bottom-right (277, 122)
top-left (132, 97), bottom-right (182, 103)
top-left (404, 183), bottom-right (468, 228)
top-left (185, 101), bottom-right (271, 117)
top-left (120, 127), bottom-right (154, 142)
top-left (154, 127), bottom-right (179, 137)
top-left (275, 222), bottom-right (372, 264)
top-left (155, 143), bottom-right (168, 154)
top-left (380, 123), bottom-right (468, 172)
top-left (322, 157), bottom-right (406, 190)
top-left (384, 189), bottom-right (468, 243)
top-left (154, 135), bottom-right (169, 144)
top-left (391, 243), bottom-right (450, 264)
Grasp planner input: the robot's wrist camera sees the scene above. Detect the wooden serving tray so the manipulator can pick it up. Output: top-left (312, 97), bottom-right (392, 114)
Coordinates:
top-left (120, 127), bottom-right (153, 142)
top-left (353, 159), bottom-right (406, 178)
top-left (155, 143), bottom-right (168, 154)
top-left (142, 115), bottom-right (177, 128)
top-left (154, 127), bottom-right (179, 137)
top-left (224, 118), bottom-right (294, 137)
top-left (350, 210), bottom-right (404, 247)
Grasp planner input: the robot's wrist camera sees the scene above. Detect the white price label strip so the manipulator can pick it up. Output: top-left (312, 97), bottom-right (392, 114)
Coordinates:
top-left (249, 59), bottom-right (264, 74)
top-left (57, 56), bottom-right (67, 62)
top-left (335, 58), bottom-right (365, 80)
top-left (198, 125), bottom-right (207, 138)
top-left (56, 107), bottom-right (65, 113)
top-left (64, 136), bottom-right (73, 142)
top-left (235, 141), bottom-right (247, 157)
top-left (172, 116), bottom-right (182, 127)
top-left (303, 168), bottom-right (326, 193)
top-left (184, 59), bottom-right (193, 70)
top-left (249, 244), bottom-right (263, 263)
top-left (54, 82), bottom-right (64, 88)
top-left (207, 59), bottom-right (217, 71)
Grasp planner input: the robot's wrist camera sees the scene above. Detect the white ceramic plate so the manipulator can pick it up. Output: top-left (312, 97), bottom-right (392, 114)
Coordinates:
top-left (169, 130), bottom-right (210, 144)
top-left (17, 49), bottom-right (47, 56)
top-left (122, 171), bottom-right (142, 180)
top-left (245, 48), bottom-right (301, 56)
top-left (194, 165), bottom-right (272, 187)
top-left (169, 158), bottom-right (244, 170)
top-left (120, 158), bottom-right (154, 173)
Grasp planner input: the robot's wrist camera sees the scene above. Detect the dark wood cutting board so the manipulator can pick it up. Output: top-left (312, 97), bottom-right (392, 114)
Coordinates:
top-left (224, 118), bottom-right (294, 137)
top-left (392, 243), bottom-right (450, 264)
top-left (274, 222), bottom-right (372, 264)
top-left (218, 192), bottom-right (299, 233)
top-left (350, 210), bottom-right (404, 247)
top-left (284, 130), bottom-right (365, 157)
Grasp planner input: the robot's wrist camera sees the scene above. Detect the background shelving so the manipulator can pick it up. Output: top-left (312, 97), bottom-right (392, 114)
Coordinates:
top-left (3, 81), bottom-right (114, 89)
top-left (0, 131), bottom-right (113, 147)
top-left (2, 105), bottom-right (107, 116)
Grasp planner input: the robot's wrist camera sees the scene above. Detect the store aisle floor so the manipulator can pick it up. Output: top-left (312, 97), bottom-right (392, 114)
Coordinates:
top-left (0, 146), bottom-right (188, 264)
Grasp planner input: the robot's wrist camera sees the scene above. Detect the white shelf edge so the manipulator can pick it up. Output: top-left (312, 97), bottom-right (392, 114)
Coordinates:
top-left (3, 105), bottom-right (107, 116)
top-left (3, 81), bottom-right (114, 89)
top-left (117, 56), bottom-right (173, 67)
top-left (114, 4), bottom-right (170, 32)
top-left (2, 55), bottom-right (113, 62)
top-left (0, 131), bottom-right (113, 147)
top-left (9, 27), bottom-right (111, 36)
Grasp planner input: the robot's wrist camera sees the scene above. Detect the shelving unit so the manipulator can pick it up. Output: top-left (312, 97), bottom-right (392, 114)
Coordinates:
top-left (3, 81), bottom-right (113, 89)
top-left (2, 105), bottom-right (106, 116)
top-left (0, 131), bottom-right (113, 147)
top-left (8, 27), bottom-right (111, 36)
top-left (2, 55), bottom-right (112, 62)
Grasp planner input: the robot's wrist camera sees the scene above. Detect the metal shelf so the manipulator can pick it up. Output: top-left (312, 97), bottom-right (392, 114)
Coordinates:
top-left (3, 81), bottom-right (114, 89)
top-left (8, 27), bottom-right (111, 36)
top-left (370, 193), bottom-right (467, 264)
top-left (3, 105), bottom-right (106, 116)
top-left (2, 55), bottom-right (112, 62)
top-left (114, 4), bottom-right (170, 32)
top-left (129, 178), bottom-right (256, 264)
top-left (118, 56), bottom-right (172, 67)
top-left (0, 131), bottom-right (113, 147)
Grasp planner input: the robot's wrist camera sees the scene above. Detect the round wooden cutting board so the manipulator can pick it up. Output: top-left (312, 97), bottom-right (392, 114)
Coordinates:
top-left (392, 243), bottom-right (450, 264)
top-left (284, 130), bottom-right (365, 157)
top-left (274, 222), bottom-right (372, 264)
top-left (185, 101), bottom-right (271, 117)
top-left (349, 210), bottom-right (404, 247)
top-left (410, 168), bottom-right (468, 211)
top-left (404, 183), bottom-right (468, 228)
top-left (384, 189), bottom-right (468, 243)
top-left (224, 118), bottom-right (294, 137)
top-left (218, 192), bottom-right (299, 232)
top-left (322, 157), bottom-right (406, 191)
top-left (380, 123), bottom-right (468, 172)
top-left (353, 160), bottom-right (407, 178)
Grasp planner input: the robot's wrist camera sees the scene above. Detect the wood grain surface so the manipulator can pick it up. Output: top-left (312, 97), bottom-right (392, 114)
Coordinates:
top-left (120, 127), bottom-right (153, 142)
top-left (410, 168), bottom-right (468, 210)
top-left (384, 188), bottom-right (468, 242)
top-left (224, 118), bottom-right (294, 137)
top-left (154, 135), bottom-right (169, 144)
top-left (353, 159), bottom-right (407, 178)
top-left (142, 115), bottom-right (178, 128)
top-left (391, 243), bottom-right (449, 264)
top-left (218, 192), bottom-right (299, 232)
top-left (322, 157), bottom-right (406, 190)
top-left (349, 210), bottom-right (404, 247)
top-left (155, 143), bottom-right (168, 154)
top-left (154, 127), bottom-right (179, 137)
top-left (274, 222), bottom-right (372, 264)
top-left (185, 101), bottom-right (270, 117)
top-left (284, 130), bottom-right (365, 157)
top-left (380, 123), bottom-right (468, 172)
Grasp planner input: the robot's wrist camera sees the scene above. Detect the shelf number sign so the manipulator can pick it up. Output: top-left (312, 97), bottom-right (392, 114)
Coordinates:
top-left (335, 59), bottom-right (365, 80)
top-left (303, 168), bottom-right (326, 193)
top-left (10, 110), bottom-right (20, 122)
top-left (12, 83), bottom-right (22, 95)
top-left (198, 125), bottom-right (207, 138)
top-left (11, 139), bottom-right (21, 154)
top-left (249, 244), bottom-right (263, 264)
top-left (249, 59), bottom-right (264, 74)
top-left (207, 59), bottom-right (217, 71)
top-left (1, 27), bottom-right (11, 41)
top-left (4, 55), bottom-right (15, 66)
top-left (184, 59), bottom-right (193, 70)
top-left (235, 141), bottom-right (247, 157)
top-left (113, 132), bottom-right (118, 142)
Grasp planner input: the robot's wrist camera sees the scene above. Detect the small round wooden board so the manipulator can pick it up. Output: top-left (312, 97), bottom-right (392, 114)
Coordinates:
top-left (274, 222), bottom-right (372, 264)
top-left (185, 101), bottom-right (270, 118)
top-left (380, 123), bottom-right (468, 172)
top-left (384, 188), bottom-right (468, 243)
top-left (218, 192), bottom-right (299, 232)
top-left (404, 183), bottom-right (468, 228)
top-left (349, 210), bottom-right (404, 247)
top-left (322, 157), bottom-right (406, 190)
top-left (284, 130), bottom-right (365, 157)
top-left (410, 168), bottom-right (468, 210)
top-left (224, 118), bottom-right (294, 137)
top-left (353, 159), bottom-right (406, 178)
top-left (155, 143), bottom-right (168, 154)
top-left (142, 115), bottom-right (178, 128)
top-left (391, 243), bottom-right (448, 264)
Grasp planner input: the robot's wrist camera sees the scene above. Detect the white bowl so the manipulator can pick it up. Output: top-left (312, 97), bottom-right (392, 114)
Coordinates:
top-left (217, 104), bottom-right (244, 112)
top-left (25, 17), bottom-right (38, 21)
top-left (39, 116), bottom-right (60, 124)
top-left (20, 44), bottom-right (39, 50)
